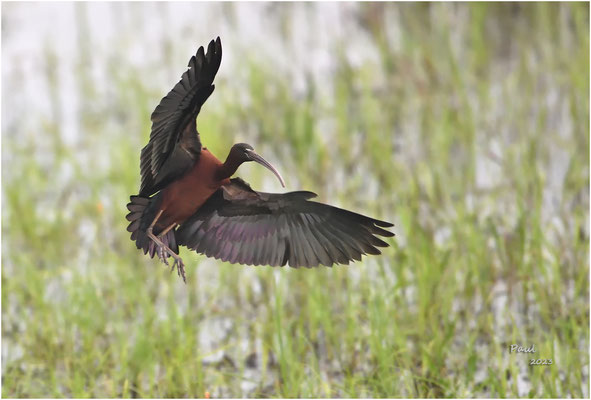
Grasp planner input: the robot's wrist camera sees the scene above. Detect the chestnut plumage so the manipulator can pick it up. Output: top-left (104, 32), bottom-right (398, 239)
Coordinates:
top-left (126, 37), bottom-right (394, 282)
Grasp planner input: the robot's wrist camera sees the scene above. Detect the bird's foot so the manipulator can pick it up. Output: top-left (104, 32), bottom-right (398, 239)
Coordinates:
top-left (147, 227), bottom-right (185, 283)
top-left (155, 245), bottom-right (185, 283)
top-left (170, 256), bottom-right (186, 283)
top-left (157, 245), bottom-right (170, 266)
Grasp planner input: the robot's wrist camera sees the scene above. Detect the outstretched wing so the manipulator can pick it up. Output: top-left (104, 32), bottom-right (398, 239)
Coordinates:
top-left (176, 179), bottom-right (394, 267)
top-left (139, 37), bottom-right (222, 196)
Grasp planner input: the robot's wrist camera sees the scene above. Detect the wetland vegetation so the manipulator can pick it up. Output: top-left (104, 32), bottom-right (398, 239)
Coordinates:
top-left (2, 2), bottom-right (589, 397)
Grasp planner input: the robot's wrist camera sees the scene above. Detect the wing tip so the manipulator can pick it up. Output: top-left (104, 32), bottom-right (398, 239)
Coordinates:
top-left (374, 219), bottom-right (394, 228)
top-left (376, 228), bottom-right (395, 238)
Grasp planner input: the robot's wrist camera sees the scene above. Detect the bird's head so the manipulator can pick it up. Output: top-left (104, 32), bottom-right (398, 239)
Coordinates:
top-left (229, 143), bottom-right (285, 187)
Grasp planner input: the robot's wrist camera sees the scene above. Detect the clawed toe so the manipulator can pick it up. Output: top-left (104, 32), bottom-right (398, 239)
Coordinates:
top-left (161, 251), bottom-right (186, 283)
top-left (158, 247), bottom-right (170, 266)
top-left (170, 257), bottom-right (186, 283)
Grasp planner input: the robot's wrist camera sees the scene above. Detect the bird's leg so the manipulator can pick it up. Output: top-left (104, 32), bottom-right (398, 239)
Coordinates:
top-left (158, 222), bottom-right (177, 239)
top-left (146, 211), bottom-right (186, 283)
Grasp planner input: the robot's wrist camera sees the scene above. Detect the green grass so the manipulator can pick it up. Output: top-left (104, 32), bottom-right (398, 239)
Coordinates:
top-left (2, 2), bottom-right (589, 397)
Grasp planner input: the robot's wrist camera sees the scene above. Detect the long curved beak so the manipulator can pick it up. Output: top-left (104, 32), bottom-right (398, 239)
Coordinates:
top-left (247, 150), bottom-right (286, 187)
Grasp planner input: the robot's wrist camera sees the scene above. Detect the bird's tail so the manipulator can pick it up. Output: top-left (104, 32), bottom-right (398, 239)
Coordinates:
top-left (126, 195), bottom-right (179, 259)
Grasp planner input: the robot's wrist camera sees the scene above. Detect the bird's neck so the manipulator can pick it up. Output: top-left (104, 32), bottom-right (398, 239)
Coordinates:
top-left (215, 155), bottom-right (243, 182)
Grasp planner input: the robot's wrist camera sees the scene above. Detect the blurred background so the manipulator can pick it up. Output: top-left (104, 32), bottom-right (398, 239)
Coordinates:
top-left (2, 2), bottom-right (589, 397)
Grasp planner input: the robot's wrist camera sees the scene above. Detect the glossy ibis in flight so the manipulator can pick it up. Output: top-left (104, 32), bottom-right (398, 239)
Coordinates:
top-left (126, 37), bottom-right (394, 282)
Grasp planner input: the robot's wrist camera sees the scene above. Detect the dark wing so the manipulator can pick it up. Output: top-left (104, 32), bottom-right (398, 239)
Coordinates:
top-left (176, 179), bottom-right (394, 267)
top-left (139, 37), bottom-right (222, 196)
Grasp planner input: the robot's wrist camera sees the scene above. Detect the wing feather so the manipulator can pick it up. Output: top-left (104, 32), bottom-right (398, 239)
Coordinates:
top-left (139, 37), bottom-right (222, 196)
top-left (176, 179), bottom-right (394, 268)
